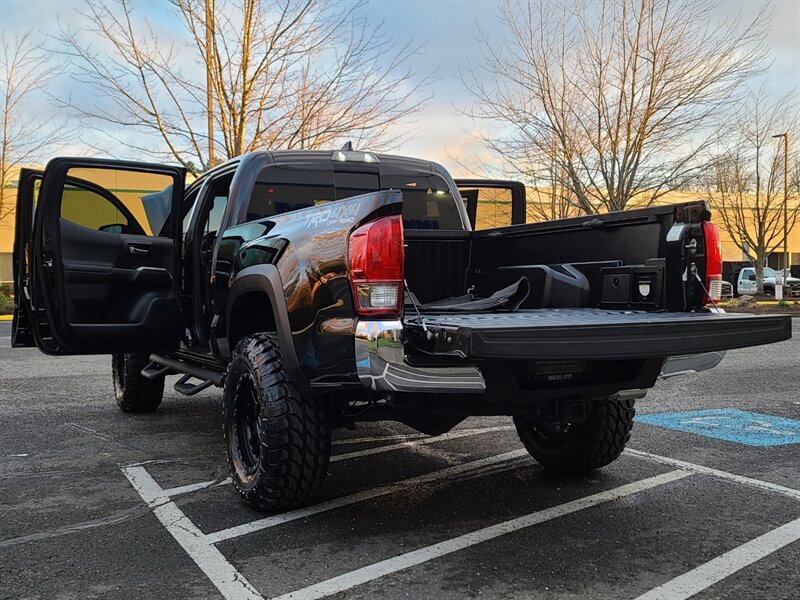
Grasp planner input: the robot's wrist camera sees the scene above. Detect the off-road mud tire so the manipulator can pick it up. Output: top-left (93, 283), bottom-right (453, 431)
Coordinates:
top-left (514, 396), bottom-right (635, 473)
top-left (223, 334), bottom-right (332, 511)
top-left (112, 353), bottom-right (164, 413)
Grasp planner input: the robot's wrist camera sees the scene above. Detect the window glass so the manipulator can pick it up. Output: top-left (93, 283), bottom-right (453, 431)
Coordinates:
top-left (61, 167), bottom-right (173, 236)
top-left (182, 187), bottom-right (201, 234)
top-left (206, 195), bottom-right (228, 236)
top-left (61, 181), bottom-right (130, 232)
top-left (246, 164), bottom-right (335, 222)
top-left (243, 164), bottom-right (463, 230)
top-left (381, 174), bottom-right (463, 230)
top-left (334, 172), bottom-right (380, 200)
top-left (196, 172), bottom-right (233, 250)
top-left (458, 186), bottom-right (514, 230)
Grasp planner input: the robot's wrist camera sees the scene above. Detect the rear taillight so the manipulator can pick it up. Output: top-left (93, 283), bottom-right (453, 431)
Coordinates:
top-left (703, 221), bottom-right (723, 303)
top-left (348, 215), bottom-right (404, 316)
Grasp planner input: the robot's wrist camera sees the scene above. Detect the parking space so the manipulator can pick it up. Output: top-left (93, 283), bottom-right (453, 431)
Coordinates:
top-left (1, 320), bottom-right (799, 599)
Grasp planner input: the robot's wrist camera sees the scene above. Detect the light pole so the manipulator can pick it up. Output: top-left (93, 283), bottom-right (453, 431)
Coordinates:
top-left (205, 0), bottom-right (215, 167)
top-left (772, 132), bottom-right (789, 278)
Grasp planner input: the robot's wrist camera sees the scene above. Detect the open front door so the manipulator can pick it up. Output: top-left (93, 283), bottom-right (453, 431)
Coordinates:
top-left (455, 179), bottom-right (526, 230)
top-left (27, 158), bottom-right (186, 355)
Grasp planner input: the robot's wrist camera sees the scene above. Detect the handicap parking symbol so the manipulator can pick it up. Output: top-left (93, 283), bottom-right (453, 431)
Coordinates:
top-left (637, 408), bottom-right (800, 446)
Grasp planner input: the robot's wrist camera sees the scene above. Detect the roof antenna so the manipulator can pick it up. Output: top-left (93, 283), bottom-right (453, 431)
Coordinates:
top-left (340, 141), bottom-right (353, 151)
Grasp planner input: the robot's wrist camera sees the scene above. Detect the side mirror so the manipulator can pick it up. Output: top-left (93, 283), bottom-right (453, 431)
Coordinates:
top-left (99, 223), bottom-right (125, 234)
top-left (748, 274), bottom-right (756, 281)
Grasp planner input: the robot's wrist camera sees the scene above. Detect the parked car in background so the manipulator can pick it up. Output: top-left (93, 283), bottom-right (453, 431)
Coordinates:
top-left (737, 267), bottom-right (800, 297)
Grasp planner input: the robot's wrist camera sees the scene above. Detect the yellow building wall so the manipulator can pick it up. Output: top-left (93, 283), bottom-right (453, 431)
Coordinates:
top-left (2, 166), bottom-right (798, 282)
top-left (1, 165), bottom-right (172, 251)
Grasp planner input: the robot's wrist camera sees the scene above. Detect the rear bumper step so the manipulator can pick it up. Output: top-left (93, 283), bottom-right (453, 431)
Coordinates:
top-left (355, 320), bottom-right (486, 393)
top-left (404, 309), bottom-right (791, 360)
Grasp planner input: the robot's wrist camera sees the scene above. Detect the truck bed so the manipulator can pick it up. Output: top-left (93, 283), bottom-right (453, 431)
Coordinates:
top-left (404, 309), bottom-right (791, 360)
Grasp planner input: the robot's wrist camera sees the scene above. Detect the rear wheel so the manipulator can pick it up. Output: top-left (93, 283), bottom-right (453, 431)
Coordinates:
top-left (112, 353), bottom-right (164, 413)
top-left (514, 395), bottom-right (635, 473)
top-left (223, 334), bottom-right (332, 511)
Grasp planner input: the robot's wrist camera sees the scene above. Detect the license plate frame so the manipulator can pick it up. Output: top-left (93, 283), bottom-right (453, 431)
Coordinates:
top-left (528, 359), bottom-right (589, 384)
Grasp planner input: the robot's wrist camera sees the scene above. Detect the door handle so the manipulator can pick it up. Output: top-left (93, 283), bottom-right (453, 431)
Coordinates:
top-left (128, 244), bottom-right (150, 255)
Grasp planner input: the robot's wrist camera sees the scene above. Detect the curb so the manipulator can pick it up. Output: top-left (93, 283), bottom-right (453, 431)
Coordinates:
top-left (0, 315), bottom-right (12, 321)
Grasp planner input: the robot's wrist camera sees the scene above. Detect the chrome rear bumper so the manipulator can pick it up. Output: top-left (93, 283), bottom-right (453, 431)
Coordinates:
top-left (354, 319), bottom-right (486, 393)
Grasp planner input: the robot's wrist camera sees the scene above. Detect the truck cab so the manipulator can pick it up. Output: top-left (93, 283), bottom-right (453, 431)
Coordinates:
top-left (11, 151), bottom-right (792, 512)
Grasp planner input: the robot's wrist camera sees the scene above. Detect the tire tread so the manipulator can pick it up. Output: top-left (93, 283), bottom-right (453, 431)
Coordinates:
top-left (112, 353), bottom-right (164, 413)
top-left (224, 334), bottom-right (331, 511)
top-left (514, 395), bottom-right (635, 473)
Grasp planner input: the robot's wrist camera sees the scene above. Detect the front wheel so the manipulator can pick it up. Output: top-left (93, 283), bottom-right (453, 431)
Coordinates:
top-left (112, 353), bottom-right (164, 413)
top-left (223, 334), bottom-right (332, 512)
top-left (514, 396), bottom-right (636, 473)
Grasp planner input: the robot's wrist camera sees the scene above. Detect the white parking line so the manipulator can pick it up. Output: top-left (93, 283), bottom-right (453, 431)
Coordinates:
top-left (333, 432), bottom-right (427, 445)
top-left (635, 515), bottom-right (800, 600)
top-left (206, 449), bottom-right (530, 544)
top-left (164, 426), bottom-right (516, 499)
top-left (333, 427), bottom-right (510, 446)
top-left (625, 449), bottom-right (800, 502)
top-left (163, 478), bottom-right (231, 497)
top-left (121, 465), bottom-right (262, 600)
top-left (270, 470), bottom-right (692, 600)
top-left (329, 426), bottom-right (515, 463)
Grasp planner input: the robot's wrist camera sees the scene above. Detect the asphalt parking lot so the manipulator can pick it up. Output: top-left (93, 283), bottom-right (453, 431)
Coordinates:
top-left (1, 319), bottom-right (799, 600)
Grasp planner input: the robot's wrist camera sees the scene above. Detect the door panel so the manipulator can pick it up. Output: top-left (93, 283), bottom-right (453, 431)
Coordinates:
top-left (59, 219), bottom-right (176, 328)
top-left (455, 179), bottom-right (526, 230)
top-left (31, 158), bottom-right (186, 354)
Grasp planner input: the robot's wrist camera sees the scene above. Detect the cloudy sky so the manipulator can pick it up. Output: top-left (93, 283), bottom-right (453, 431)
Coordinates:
top-left (1, 0), bottom-right (798, 176)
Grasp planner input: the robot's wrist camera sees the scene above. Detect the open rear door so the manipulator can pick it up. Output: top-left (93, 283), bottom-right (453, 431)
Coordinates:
top-left (25, 158), bottom-right (186, 355)
top-left (455, 179), bottom-right (526, 230)
top-left (11, 168), bottom-right (42, 348)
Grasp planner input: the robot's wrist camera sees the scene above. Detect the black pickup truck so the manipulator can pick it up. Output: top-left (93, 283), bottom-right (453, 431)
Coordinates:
top-left (12, 150), bottom-right (791, 511)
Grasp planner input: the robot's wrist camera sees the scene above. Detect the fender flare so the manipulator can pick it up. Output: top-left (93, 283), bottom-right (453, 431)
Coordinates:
top-left (225, 264), bottom-right (307, 391)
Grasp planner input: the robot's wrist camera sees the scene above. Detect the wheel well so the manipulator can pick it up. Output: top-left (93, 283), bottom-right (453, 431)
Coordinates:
top-left (228, 291), bottom-right (277, 351)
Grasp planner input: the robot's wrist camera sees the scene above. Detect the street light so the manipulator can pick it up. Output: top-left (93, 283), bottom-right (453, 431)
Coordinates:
top-left (772, 132), bottom-right (789, 283)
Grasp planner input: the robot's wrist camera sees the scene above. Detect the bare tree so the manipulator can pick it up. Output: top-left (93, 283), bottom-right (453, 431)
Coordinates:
top-left (525, 148), bottom-right (581, 222)
top-left (1, 31), bottom-right (71, 224)
top-left (59, 0), bottom-right (428, 174)
top-left (464, 0), bottom-right (769, 214)
top-left (706, 90), bottom-right (800, 292)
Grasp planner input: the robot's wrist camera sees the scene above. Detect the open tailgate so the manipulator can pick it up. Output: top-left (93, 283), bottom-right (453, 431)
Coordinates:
top-left (403, 309), bottom-right (791, 359)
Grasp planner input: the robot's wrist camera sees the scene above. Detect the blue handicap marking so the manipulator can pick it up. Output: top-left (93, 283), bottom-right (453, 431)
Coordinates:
top-left (637, 408), bottom-right (800, 446)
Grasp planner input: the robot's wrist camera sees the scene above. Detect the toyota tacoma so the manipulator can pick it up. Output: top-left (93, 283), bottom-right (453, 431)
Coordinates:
top-left (12, 150), bottom-right (791, 511)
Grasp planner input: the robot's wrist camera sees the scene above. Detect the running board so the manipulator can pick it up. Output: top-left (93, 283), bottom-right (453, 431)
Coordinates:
top-left (174, 373), bottom-right (215, 396)
top-left (145, 354), bottom-right (226, 396)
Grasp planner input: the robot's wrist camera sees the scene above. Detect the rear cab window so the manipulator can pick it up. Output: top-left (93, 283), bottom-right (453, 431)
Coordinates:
top-left (246, 163), bottom-right (335, 222)
top-left (241, 159), bottom-right (464, 230)
top-left (380, 173), bottom-right (462, 230)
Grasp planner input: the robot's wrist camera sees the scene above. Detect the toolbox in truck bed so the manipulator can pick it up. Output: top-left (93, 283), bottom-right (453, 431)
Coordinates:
top-left (404, 309), bottom-right (791, 360)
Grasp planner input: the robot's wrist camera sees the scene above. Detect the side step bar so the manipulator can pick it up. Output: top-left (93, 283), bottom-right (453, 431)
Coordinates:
top-left (142, 353), bottom-right (226, 396)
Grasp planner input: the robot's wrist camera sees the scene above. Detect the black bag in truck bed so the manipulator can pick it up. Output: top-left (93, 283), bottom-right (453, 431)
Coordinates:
top-left (404, 309), bottom-right (790, 360)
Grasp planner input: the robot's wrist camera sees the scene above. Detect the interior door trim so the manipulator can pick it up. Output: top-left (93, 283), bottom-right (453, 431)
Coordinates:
top-left (32, 157), bottom-right (187, 354)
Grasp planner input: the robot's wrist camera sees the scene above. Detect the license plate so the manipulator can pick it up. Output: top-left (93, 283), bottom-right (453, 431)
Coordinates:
top-left (528, 359), bottom-right (589, 384)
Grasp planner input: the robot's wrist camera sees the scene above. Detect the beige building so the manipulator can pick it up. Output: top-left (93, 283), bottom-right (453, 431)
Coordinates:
top-left (0, 165), bottom-right (167, 284)
top-left (2, 166), bottom-right (798, 285)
